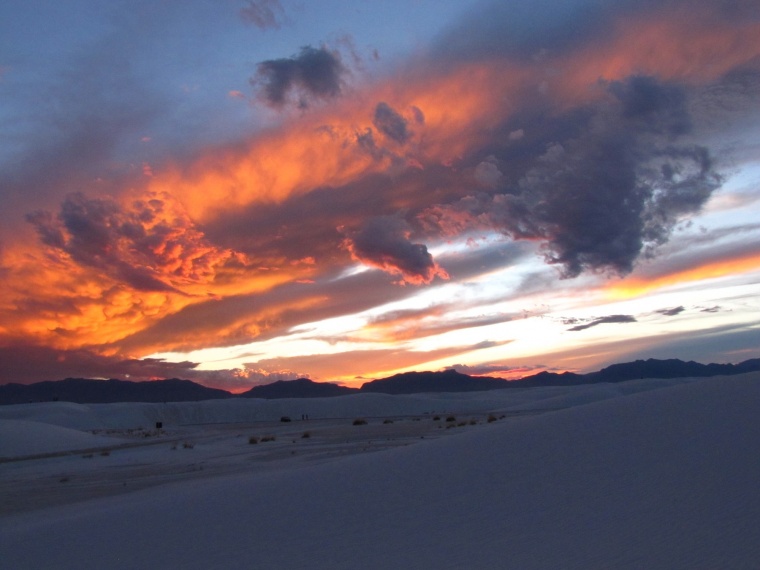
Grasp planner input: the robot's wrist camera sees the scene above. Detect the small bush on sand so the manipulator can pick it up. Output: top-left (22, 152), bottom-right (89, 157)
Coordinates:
top-left (260, 435), bottom-right (276, 442)
top-left (301, 431), bottom-right (311, 438)
top-left (182, 442), bottom-right (194, 449)
top-left (446, 416), bottom-right (456, 423)
top-left (353, 418), bottom-right (368, 426)
top-left (433, 415), bottom-right (441, 421)
top-left (248, 436), bottom-right (259, 444)
top-left (280, 416), bottom-right (292, 423)
top-left (383, 419), bottom-right (394, 424)
top-left (487, 414), bottom-right (498, 423)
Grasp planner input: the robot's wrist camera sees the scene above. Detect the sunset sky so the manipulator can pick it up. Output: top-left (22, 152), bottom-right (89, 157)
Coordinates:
top-left (1, 0), bottom-right (759, 391)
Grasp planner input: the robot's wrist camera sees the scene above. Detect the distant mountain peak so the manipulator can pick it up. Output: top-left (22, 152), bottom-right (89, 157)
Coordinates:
top-left (360, 369), bottom-right (509, 394)
top-left (239, 378), bottom-right (358, 399)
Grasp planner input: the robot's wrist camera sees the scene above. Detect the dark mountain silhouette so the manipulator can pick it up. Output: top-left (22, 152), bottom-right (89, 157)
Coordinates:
top-left (516, 358), bottom-right (760, 387)
top-left (359, 358), bottom-right (760, 393)
top-left (239, 378), bottom-right (358, 399)
top-left (359, 369), bottom-right (509, 394)
top-left (513, 370), bottom-right (586, 387)
top-left (0, 377), bottom-right (232, 405)
top-left (1, 358), bottom-right (758, 404)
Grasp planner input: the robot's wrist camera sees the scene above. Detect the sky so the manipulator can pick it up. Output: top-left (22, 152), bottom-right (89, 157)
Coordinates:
top-left (1, 0), bottom-right (759, 391)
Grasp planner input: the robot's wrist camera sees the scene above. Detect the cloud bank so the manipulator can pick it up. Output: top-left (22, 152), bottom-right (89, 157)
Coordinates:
top-left (252, 46), bottom-right (347, 108)
top-left (1, 0), bottom-right (759, 386)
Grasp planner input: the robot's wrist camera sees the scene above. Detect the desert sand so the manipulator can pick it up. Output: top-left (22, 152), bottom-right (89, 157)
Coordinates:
top-left (2, 373), bottom-right (759, 569)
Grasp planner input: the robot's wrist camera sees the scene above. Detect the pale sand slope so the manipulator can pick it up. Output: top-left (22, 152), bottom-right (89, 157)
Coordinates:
top-left (0, 391), bottom-right (508, 432)
top-left (0, 420), bottom-right (128, 457)
top-left (1, 373), bottom-right (759, 569)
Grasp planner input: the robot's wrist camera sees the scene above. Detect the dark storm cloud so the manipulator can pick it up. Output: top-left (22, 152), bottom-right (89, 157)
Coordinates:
top-left (373, 102), bottom-right (411, 144)
top-left (342, 215), bottom-right (448, 284)
top-left (608, 75), bottom-right (692, 135)
top-left (26, 192), bottom-right (232, 292)
top-left (421, 75), bottom-right (723, 277)
top-left (657, 306), bottom-right (686, 316)
top-left (568, 315), bottom-right (637, 331)
top-left (252, 46), bottom-right (347, 108)
top-left (240, 0), bottom-right (285, 30)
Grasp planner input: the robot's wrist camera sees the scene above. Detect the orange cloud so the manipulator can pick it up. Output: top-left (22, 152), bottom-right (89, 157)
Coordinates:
top-left (357, 305), bottom-right (516, 344)
top-left (116, 292), bottom-right (329, 356)
top-left (0, 243), bottom-right (197, 350)
top-left (606, 252), bottom-right (760, 300)
top-left (3, 0), bottom-right (758, 371)
top-left (553, 5), bottom-right (760, 104)
top-left (143, 4), bottom-right (760, 235)
top-left (0, 188), bottom-right (322, 354)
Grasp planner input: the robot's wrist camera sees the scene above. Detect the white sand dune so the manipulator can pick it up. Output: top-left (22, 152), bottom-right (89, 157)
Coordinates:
top-left (0, 420), bottom-right (128, 458)
top-left (1, 374), bottom-right (759, 569)
top-left (0, 390), bottom-right (528, 432)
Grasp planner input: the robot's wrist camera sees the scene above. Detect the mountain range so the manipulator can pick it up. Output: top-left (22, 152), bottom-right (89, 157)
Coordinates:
top-left (1, 357), bottom-right (758, 405)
